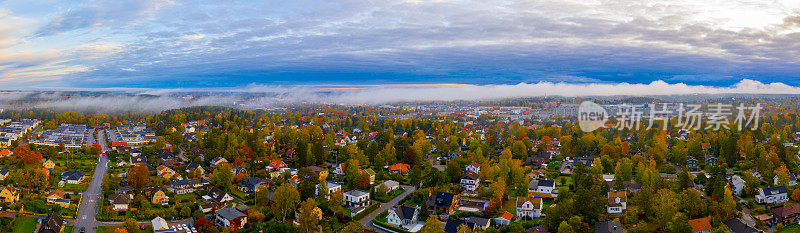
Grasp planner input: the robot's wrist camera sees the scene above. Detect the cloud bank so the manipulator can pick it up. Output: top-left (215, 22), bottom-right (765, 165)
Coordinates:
top-left (0, 79), bottom-right (797, 112)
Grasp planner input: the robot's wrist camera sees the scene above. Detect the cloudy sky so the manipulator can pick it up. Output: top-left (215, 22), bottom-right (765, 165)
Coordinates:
top-left (3, 0), bottom-right (800, 89)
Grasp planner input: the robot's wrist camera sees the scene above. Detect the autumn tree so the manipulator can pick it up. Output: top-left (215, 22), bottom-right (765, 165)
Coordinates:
top-left (15, 146), bottom-right (42, 166)
top-left (297, 198), bottom-right (320, 233)
top-left (210, 164), bottom-right (234, 192)
top-left (419, 216), bottom-right (445, 233)
top-left (340, 221), bottom-right (364, 233)
top-left (128, 163), bottom-right (150, 192)
top-left (273, 183), bottom-right (301, 222)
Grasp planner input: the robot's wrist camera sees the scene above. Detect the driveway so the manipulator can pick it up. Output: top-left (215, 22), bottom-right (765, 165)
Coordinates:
top-left (361, 185), bottom-right (416, 229)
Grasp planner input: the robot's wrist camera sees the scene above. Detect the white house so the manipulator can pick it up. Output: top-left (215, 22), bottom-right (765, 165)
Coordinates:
top-left (528, 179), bottom-right (557, 198)
top-left (755, 186), bottom-right (789, 204)
top-left (151, 216), bottom-right (169, 230)
top-left (318, 182), bottom-right (342, 198)
top-left (730, 175), bottom-right (745, 195)
top-left (465, 162), bottom-right (480, 174)
top-left (774, 173), bottom-right (798, 186)
top-left (215, 208), bottom-right (248, 228)
top-left (376, 180), bottom-right (400, 193)
top-left (344, 189), bottom-right (370, 207)
top-left (460, 172), bottom-right (481, 192)
top-left (515, 197), bottom-right (543, 219)
top-left (387, 205), bottom-right (419, 229)
top-left (607, 191), bottom-right (627, 215)
top-left (493, 212), bottom-right (513, 227)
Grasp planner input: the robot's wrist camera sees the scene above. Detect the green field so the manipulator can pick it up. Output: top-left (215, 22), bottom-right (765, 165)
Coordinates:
top-left (11, 216), bottom-right (37, 233)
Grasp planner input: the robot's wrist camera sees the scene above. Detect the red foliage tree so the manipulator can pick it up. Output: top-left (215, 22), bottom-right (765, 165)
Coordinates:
top-left (15, 146), bottom-right (43, 166)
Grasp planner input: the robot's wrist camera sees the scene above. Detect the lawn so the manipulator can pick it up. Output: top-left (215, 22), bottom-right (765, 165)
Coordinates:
top-left (11, 216), bottom-right (37, 233)
top-left (97, 226), bottom-right (124, 233)
top-left (64, 226), bottom-right (74, 233)
top-left (781, 224), bottom-right (800, 232)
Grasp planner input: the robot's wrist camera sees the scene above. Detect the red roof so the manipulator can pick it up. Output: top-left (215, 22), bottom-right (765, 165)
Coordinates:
top-left (0, 149), bottom-right (11, 156)
top-left (388, 163), bottom-right (410, 173)
top-left (497, 212), bottom-right (513, 221)
top-left (688, 217), bottom-right (712, 232)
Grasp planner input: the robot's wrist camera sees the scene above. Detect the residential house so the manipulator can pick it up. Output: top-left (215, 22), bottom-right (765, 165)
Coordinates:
top-left (333, 163), bottom-right (345, 176)
top-left (156, 165), bottom-right (179, 180)
top-left (427, 192), bottom-right (457, 214)
top-left (465, 162), bottom-right (480, 174)
top-left (214, 208), bottom-right (247, 229)
top-left (318, 182), bottom-right (342, 197)
top-left (46, 190), bottom-right (65, 204)
top-left (376, 180), bottom-right (400, 193)
top-left (344, 189), bottom-right (370, 208)
top-left (308, 166), bottom-right (328, 181)
top-left (42, 158), bottom-right (55, 169)
top-left (237, 177), bottom-right (269, 193)
top-left (595, 221), bottom-right (624, 233)
top-left (607, 191), bottom-right (627, 214)
top-left (460, 172), bottom-right (481, 192)
top-left (37, 213), bottom-right (64, 233)
top-left (152, 216), bottom-right (169, 230)
top-left (205, 187), bottom-right (234, 206)
top-left (770, 203), bottom-right (800, 226)
top-left (466, 217), bottom-right (490, 231)
top-left (210, 157), bottom-right (228, 168)
top-left (61, 171), bottom-right (85, 184)
top-left (289, 175), bottom-right (300, 186)
top-left (688, 217), bottom-right (712, 233)
top-left (0, 167), bottom-right (8, 180)
top-left (515, 197), bottom-right (543, 219)
top-left (731, 175), bottom-right (745, 195)
top-left (494, 212), bottom-right (514, 227)
top-left (168, 178), bottom-right (209, 195)
top-left (295, 205), bottom-right (323, 222)
top-left (443, 219), bottom-right (473, 233)
top-left (528, 179), bottom-right (557, 199)
top-left (364, 168), bottom-right (376, 184)
top-left (724, 218), bottom-right (763, 233)
top-left (387, 205), bottom-right (420, 229)
top-left (756, 186), bottom-right (789, 204)
top-left (130, 154), bottom-right (146, 164)
top-left (388, 163), bottom-right (410, 174)
top-left (115, 159), bottom-right (128, 167)
top-left (0, 185), bottom-right (19, 203)
top-left (185, 163), bottom-right (205, 175)
top-left (774, 173), bottom-right (798, 186)
top-left (705, 155), bottom-right (717, 167)
top-left (687, 156), bottom-right (698, 168)
top-left (53, 199), bottom-right (70, 208)
top-left (145, 187), bottom-right (169, 205)
top-left (0, 149), bottom-right (11, 157)
top-left (108, 193), bottom-right (131, 211)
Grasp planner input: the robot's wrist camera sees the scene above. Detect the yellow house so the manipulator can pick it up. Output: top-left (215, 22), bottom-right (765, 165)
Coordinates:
top-left (147, 189), bottom-right (169, 205)
top-left (116, 160), bottom-right (128, 167)
top-left (54, 199), bottom-right (70, 208)
top-left (46, 190), bottom-right (66, 204)
top-left (0, 185), bottom-right (19, 203)
top-left (363, 169), bottom-right (376, 184)
top-left (43, 159), bottom-right (56, 169)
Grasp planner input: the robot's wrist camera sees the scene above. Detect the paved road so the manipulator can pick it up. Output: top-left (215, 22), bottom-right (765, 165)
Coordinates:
top-left (73, 130), bottom-right (110, 233)
top-left (361, 185), bottom-right (417, 229)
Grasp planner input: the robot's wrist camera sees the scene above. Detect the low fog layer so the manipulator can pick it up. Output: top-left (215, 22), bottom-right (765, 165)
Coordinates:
top-left (0, 79), bottom-right (797, 112)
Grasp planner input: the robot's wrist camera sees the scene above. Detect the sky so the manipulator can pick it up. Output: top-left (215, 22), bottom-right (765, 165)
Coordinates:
top-left (3, 0), bottom-right (800, 89)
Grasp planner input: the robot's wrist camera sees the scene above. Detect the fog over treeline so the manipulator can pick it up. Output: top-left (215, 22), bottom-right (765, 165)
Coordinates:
top-left (0, 79), bottom-right (798, 112)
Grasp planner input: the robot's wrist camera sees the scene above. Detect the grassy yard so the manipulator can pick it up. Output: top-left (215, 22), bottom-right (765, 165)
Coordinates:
top-left (781, 224), bottom-right (800, 232)
top-left (11, 216), bottom-right (37, 233)
top-left (64, 226), bottom-right (74, 233)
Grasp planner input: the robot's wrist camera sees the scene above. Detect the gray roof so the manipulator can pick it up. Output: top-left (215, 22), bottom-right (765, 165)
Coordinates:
top-left (763, 186), bottom-right (788, 195)
top-left (595, 221), bottom-right (624, 233)
top-left (346, 189), bottom-right (369, 197)
top-left (216, 208), bottom-right (246, 220)
top-left (394, 205), bottom-right (418, 221)
top-left (529, 179), bottom-right (555, 189)
top-left (466, 216), bottom-right (490, 226)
